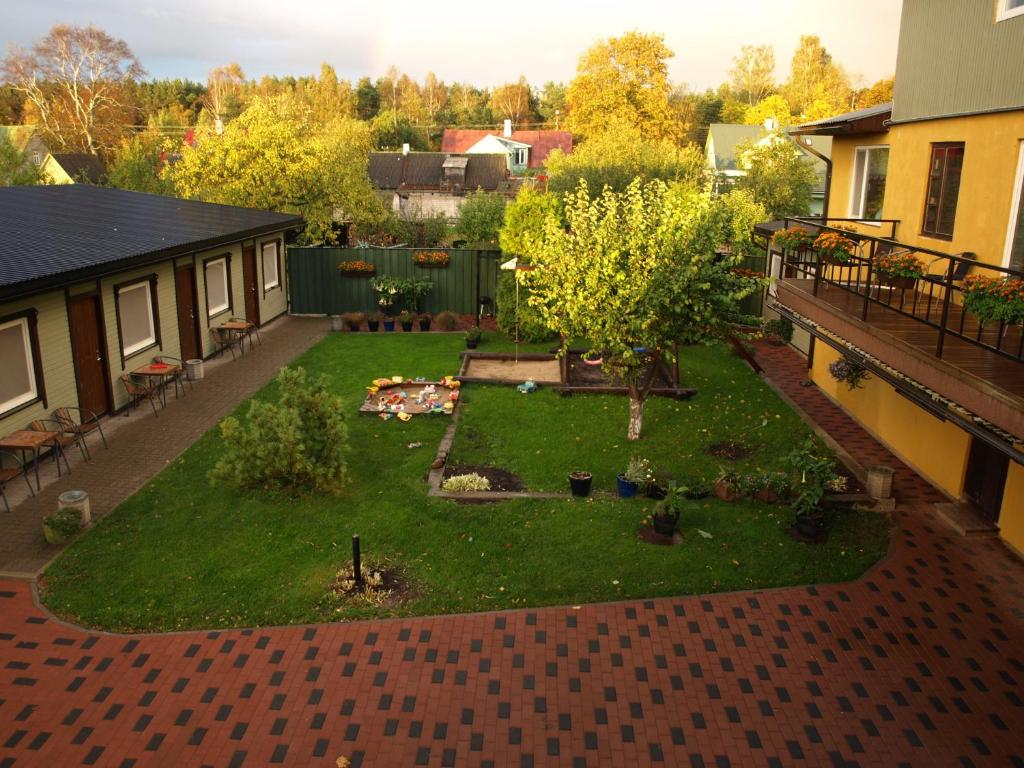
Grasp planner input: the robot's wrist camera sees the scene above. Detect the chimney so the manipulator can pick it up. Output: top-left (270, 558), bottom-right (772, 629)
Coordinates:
top-left (503, 119), bottom-right (512, 138)
top-left (764, 117), bottom-right (777, 132)
top-left (402, 143), bottom-right (410, 156)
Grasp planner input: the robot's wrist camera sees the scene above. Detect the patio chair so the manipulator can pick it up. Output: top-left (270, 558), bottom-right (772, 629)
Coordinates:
top-left (153, 354), bottom-right (191, 397)
top-left (52, 407), bottom-right (108, 458)
top-left (29, 419), bottom-right (84, 469)
top-left (230, 316), bottom-right (261, 350)
top-left (0, 449), bottom-right (34, 512)
top-left (923, 251), bottom-right (977, 286)
top-left (211, 326), bottom-right (238, 360)
top-left (120, 374), bottom-right (160, 418)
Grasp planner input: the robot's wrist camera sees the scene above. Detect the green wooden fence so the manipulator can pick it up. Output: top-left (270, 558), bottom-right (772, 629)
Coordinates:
top-left (288, 248), bottom-right (503, 315)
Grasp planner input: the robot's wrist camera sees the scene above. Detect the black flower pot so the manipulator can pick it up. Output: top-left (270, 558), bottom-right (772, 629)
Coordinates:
top-left (646, 484), bottom-right (668, 500)
top-left (466, 339), bottom-right (478, 349)
top-left (569, 472), bottom-right (592, 497)
top-left (794, 511), bottom-right (825, 540)
top-left (652, 512), bottom-right (678, 537)
top-left (367, 320), bottom-right (380, 332)
top-left (419, 318), bottom-right (432, 332)
top-left (401, 321), bottom-right (414, 332)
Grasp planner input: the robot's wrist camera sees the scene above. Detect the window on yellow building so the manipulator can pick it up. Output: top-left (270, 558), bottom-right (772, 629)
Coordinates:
top-left (1006, 144), bottom-right (1024, 272)
top-left (922, 143), bottom-right (964, 240)
top-left (850, 146), bottom-right (889, 221)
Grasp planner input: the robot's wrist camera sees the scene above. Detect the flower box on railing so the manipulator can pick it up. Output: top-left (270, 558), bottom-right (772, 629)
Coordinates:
top-left (772, 227), bottom-right (815, 252)
top-left (813, 232), bottom-right (857, 265)
top-left (962, 275), bottom-right (1024, 326)
top-left (338, 260), bottom-right (376, 277)
top-left (875, 250), bottom-right (925, 290)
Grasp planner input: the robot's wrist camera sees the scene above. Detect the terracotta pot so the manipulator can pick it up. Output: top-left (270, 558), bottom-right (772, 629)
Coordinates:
top-left (714, 478), bottom-right (738, 502)
top-left (755, 488), bottom-right (778, 504)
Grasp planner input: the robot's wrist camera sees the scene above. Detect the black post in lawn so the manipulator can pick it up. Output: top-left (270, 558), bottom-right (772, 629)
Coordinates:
top-left (352, 534), bottom-right (363, 587)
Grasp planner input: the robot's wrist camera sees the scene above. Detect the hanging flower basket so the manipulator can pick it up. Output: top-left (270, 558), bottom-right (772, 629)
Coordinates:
top-left (338, 260), bottom-right (376, 277)
top-left (961, 275), bottom-right (1024, 325)
top-left (814, 232), bottom-right (857, 265)
top-left (413, 251), bottom-right (450, 268)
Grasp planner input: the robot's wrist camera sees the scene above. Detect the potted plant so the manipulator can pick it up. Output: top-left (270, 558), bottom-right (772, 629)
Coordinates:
top-left (418, 313), bottom-right (432, 332)
top-left (582, 351), bottom-right (603, 366)
top-left (786, 438), bottom-right (843, 542)
top-left (875, 250), bottom-right (925, 290)
top-left (745, 471), bottom-right (790, 504)
top-left (961, 275), bottom-right (1024, 326)
top-left (645, 467), bottom-right (676, 500)
top-left (370, 275), bottom-right (400, 318)
top-left (617, 456), bottom-right (650, 498)
top-left (465, 326), bottom-right (482, 349)
top-left (681, 477), bottom-right (711, 500)
top-left (813, 231), bottom-right (858, 265)
top-left (828, 355), bottom-right (870, 390)
top-left (399, 277), bottom-right (434, 316)
top-left (43, 508), bottom-right (82, 545)
top-left (383, 316), bottom-right (396, 332)
top-left (399, 310), bottom-right (414, 332)
top-left (772, 227), bottom-right (816, 253)
top-left (568, 470), bottom-right (593, 497)
top-left (337, 259), bottom-right (376, 277)
top-left (413, 250), bottom-right (450, 268)
top-left (367, 312), bottom-right (381, 332)
top-left (713, 470), bottom-right (741, 501)
top-left (650, 486), bottom-right (683, 537)
top-left (342, 311), bottom-right (365, 332)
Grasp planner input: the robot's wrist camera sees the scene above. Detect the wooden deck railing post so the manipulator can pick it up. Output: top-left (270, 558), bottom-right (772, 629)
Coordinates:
top-left (936, 257), bottom-right (957, 358)
top-left (862, 239), bottom-right (876, 321)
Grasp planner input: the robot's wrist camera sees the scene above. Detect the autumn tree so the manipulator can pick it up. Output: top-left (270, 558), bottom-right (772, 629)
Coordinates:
top-left (2, 24), bottom-right (144, 154)
top-left (565, 32), bottom-right (679, 141)
top-left (854, 77), bottom-right (894, 109)
top-left (354, 77), bottom-right (380, 120)
top-left (729, 44), bottom-right (776, 106)
top-left (536, 81), bottom-right (567, 126)
top-left (489, 76), bottom-right (535, 125)
top-left (734, 132), bottom-right (819, 219)
top-left (171, 96), bottom-right (385, 243)
top-left (448, 82), bottom-right (493, 125)
top-left (523, 179), bottom-right (766, 440)
top-left (782, 35), bottom-right (851, 119)
top-left (204, 63), bottom-right (246, 130)
top-left (742, 93), bottom-right (794, 127)
top-left (105, 133), bottom-right (174, 195)
top-left (310, 64), bottom-right (354, 122)
top-left (421, 72), bottom-right (447, 123)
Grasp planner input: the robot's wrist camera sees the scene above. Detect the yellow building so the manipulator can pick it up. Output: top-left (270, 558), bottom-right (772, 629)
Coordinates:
top-left (763, 0), bottom-right (1024, 556)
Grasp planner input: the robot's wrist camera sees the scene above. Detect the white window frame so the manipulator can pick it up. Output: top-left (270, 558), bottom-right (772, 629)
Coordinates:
top-left (997, 0), bottom-right (1024, 22)
top-left (0, 317), bottom-right (38, 414)
top-left (205, 257), bottom-right (230, 318)
top-left (512, 148), bottom-right (528, 166)
top-left (848, 145), bottom-right (890, 225)
top-left (1002, 141), bottom-right (1024, 268)
top-left (261, 241), bottom-right (280, 291)
top-left (117, 282), bottom-right (157, 358)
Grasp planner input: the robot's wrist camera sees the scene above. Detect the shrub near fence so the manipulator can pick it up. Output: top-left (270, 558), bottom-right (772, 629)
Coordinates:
top-left (288, 248), bottom-right (503, 316)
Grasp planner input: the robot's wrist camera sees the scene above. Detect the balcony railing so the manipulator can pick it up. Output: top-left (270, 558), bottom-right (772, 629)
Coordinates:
top-left (771, 217), bottom-right (1024, 363)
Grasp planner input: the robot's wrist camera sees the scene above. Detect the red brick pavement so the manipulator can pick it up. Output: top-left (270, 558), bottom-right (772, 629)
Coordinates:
top-left (1, 342), bottom-right (1022, 767)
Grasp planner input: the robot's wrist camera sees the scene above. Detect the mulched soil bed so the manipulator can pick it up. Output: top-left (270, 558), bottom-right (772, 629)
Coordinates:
top-left (442, 464), bottom-right (524, 492)
top-left (564, 350), bottom-right (676, 389)
top-left (637, 527), bottom-right (684, 546)
top-left (325, 562), bottom-right (413, 609)
top-left (707, 441), bottom-right (753, 460)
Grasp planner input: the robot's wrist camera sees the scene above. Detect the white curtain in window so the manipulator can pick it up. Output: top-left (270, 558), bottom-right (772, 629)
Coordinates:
top-left (206, 259), bottom-right (229, 316)
top-left (119, 283), bottom-right (156, 356)
top-left (0, 319), bottom-right (36, 412)
top-left (262, 243), bottom-right (279, 290)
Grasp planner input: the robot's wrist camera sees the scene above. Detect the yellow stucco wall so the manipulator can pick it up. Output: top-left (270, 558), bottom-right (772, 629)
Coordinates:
top-left (829, 110), bottom-right (1024, 268)
top-left (810, 344), bottom-right (971, 498)
top-left (999, 462), bottom-right (1024, 557)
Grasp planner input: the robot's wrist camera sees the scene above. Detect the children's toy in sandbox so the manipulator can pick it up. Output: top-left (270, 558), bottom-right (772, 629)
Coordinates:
top-left (360, 376), bottom-right (461, 420)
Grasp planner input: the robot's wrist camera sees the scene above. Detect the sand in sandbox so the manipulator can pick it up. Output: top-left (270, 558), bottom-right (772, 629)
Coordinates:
top-left (462, 357), bottom-right (561, 383)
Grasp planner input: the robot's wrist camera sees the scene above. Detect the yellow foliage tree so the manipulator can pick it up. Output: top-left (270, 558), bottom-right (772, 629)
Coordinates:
top-left (742, 94), bottom-right (794, 128)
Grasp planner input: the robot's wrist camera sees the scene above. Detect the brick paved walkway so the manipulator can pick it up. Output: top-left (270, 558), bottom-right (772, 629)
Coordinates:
top-left (1, 341), bottom-right (1022, 767)
top-left (0, 316), bottom-right (329, 577)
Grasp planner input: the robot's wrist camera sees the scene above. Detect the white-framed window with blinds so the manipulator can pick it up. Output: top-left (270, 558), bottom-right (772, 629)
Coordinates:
top-left (0, 315), bottom-right (39, 415)
top-left (116, 280), bottom-right (158, 358)
top-left (997, 0), bottom-right (1024, 22)
top-left (205, 256), bottom-right (231, 317)
top-left (261, 241), bottom-right (280, 291)
top-left (849, 145), bottom-right (889, 222)
top-left (1003, 142), bottom-right (1024, 271)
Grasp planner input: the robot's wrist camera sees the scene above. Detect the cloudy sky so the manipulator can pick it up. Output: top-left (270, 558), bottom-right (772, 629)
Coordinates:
top-left (0, 0), bottom-right (901, 89)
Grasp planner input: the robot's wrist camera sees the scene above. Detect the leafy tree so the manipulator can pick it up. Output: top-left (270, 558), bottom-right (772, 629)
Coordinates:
top-left (447, 83), bottom-right (494, 125)
top-left (456, 189), bottom-right (507, 248)
top-left (565, 31), bottom-right (679, 141)
top-left (728, 45), bottom-right (776, 106)
top-left (489, 76), bottom-right (536, 125)
top-left (682, 89), bottom-right (724, 147)
top-left (734, 132), bottom-right (818, 219)
top-left (171, 96), bottom-right (385, 243)
top-left (523, 179), bottom-right (766, 439)
top-left (2, 24), bottom-right (144, 154)
top-left (203, 63), bottom-right (246, 129)
top-left (0, 133), bottom-right (45, 186)
top-left (0, 86), bottom-right (25, 124)
top-left (854, 77), bottom-right (894, 109)
top-left (421, 72), bottom-right (448, 123)
top-left (211, 367), bottom-right (348, 495)
top-left (355, 77), bottom-right (380, 120)
top-left (105, 133), bottom-right (174, 195)
top-left (782, 35), bottom-right (851, 118)
top-left (369, 109), bottom-right (428, 150)
top-left (743, 94), bottom-right (794, 127)
top-left (544, 119), bottom-right (705, 194)
top-left (536, 81), bottom-right (567, 126)
top-left (310, 64), bottom-right (355, 122)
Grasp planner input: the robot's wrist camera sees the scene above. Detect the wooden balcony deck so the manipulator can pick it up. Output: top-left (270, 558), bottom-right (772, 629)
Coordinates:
top-left (780, 279), bottom-right (1024, 399)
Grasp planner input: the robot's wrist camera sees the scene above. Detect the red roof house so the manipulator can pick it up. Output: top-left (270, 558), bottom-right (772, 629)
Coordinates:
top-left (441, 126), bottom-right (572, 170)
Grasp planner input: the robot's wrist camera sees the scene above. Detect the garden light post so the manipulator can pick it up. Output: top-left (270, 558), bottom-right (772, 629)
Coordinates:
top-left (352, 534), bottom-right (363, 587)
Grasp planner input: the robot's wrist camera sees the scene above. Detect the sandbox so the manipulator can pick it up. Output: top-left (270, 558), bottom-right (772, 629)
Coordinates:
top-left (359, 378), bottom-right (460, 417)
top-left (458, 354), bottom-right (562, 385)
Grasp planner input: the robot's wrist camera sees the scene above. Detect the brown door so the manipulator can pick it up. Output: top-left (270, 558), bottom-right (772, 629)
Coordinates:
top-left (68, 293), bottom-right (111, 416)
top-left (963, 437), bottom-right (1009, 523)
top-left (175, 265), bottom-right (201, 361)
top-left (242, 245), bottom-right (261, 326)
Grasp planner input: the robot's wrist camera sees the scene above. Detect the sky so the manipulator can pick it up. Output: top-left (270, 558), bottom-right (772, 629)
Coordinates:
top-left (0, 0), bottom-right (902, 90)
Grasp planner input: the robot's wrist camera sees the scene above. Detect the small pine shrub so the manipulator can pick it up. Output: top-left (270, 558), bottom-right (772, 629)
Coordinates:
top-left (211, 367), bottom-right (348, 495)
top-left (441, 473), bottom-right (491, 492)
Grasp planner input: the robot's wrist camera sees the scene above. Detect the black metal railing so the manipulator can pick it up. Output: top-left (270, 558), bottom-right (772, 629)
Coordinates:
top-left (770, 217), bottom-right (1024, 363)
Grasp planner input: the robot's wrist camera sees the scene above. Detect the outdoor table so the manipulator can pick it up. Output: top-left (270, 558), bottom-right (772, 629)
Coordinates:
top-left (220, 321), bottom-right (255, 354)
top-left (0, 429), bottom-right (67, 491)
top-left (132, 362), bottom-right (179, 407)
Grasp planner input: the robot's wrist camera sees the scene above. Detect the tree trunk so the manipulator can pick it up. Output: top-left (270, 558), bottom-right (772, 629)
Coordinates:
top-left (627, 394), bottom-right (645, 441)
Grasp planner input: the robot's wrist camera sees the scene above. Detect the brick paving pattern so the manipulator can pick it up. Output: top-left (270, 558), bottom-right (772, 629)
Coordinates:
top-left (0, 340), bottom-right (1022, 766)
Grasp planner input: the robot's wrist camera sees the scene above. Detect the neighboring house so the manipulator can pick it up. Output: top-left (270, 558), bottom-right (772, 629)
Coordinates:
top-left (441, 122), bottom-right (573, 173)
top-left (41, 153), bottom-right (107, 185)
top-left (765, 0), bottom-right (1024, 555)
top-left (0, 186), bottom-right (301, 437)
top-left (705, 123), bottom-right (832, 214)
top-left (367, 151), bottom-right (517, 219)
top-left (0, 126), bottom-right (50, 169)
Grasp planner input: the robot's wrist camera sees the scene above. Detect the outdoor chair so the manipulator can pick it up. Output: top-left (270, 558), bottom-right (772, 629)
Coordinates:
top-left (153, 354), bottom-right (192, 397)
top-left (211, 326), bottom-right (238, 360)
top-left (29, 419), bottom-right (84, 469)
top-left (230, 316), bottom-right (261, 350)
top-left (52, 407), bottom-right (108, 458)
top-left (923, 251), bottom-right (977, 286)
top-left (120, 374), bottom-right (160, 418)
top-left (0, 449), bottom-right (34, 512)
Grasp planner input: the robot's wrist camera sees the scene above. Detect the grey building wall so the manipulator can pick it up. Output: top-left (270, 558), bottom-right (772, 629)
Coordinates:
top-left (892, 0), bottom-right (1024, 122)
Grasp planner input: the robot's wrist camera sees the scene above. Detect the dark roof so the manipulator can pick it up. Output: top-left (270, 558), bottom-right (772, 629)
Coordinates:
top-left (368, 152), bottom-right (513, 193)
top-left (792, 102), bottom-right (892, 136)
top-left (0, 186), bottom-right (303, 300)
top-left (48, 153), bottom-right (107, 184)
top-left (441, 129), bottom-right (573, 168)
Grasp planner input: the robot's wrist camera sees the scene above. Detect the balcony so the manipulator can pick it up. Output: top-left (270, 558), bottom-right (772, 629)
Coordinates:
top-left (761, 217), bottom-right (1024, 447)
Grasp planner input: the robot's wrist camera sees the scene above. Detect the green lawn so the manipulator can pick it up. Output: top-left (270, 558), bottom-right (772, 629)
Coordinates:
top-left (41, 332), bottom-right (890, 632)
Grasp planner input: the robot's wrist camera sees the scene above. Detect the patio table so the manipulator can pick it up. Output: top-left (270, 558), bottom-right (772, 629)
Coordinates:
top-left (132, 362), bottom-right (180, 407)
top-left (0, 429), bottom-right (68, 491)
top-left (220, 320), bottom-right (256, 354)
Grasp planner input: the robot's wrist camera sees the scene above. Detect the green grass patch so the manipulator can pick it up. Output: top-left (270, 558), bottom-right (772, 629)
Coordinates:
top-left (41, 332), bottom-right (890, 632)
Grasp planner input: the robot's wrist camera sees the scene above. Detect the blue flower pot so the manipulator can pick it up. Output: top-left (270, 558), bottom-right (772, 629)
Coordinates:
top-left (617, 475), bottom-right (639, 498)
top-left (383, 320), bottom-right (396, 332)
